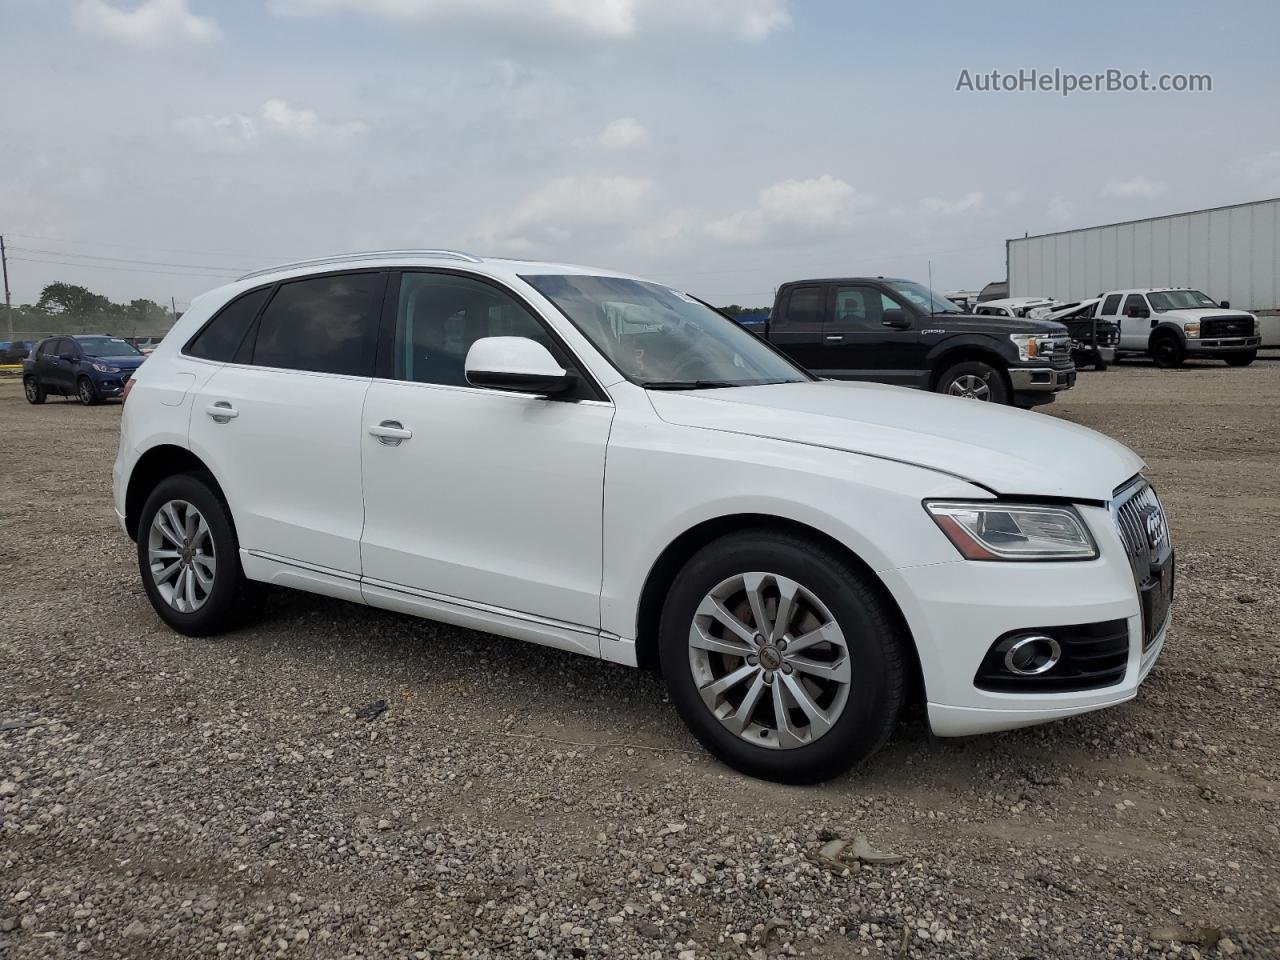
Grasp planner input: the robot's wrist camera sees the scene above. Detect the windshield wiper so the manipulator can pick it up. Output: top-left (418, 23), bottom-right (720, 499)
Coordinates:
top-left (639, 379), bottom-right (739, 390)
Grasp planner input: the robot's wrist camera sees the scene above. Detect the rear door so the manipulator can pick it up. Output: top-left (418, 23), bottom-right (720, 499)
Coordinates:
top-left (823, 284), bottom-right (919, 384)
top-left (766, 284), bottom-right (829, 373)
top-left (187, 271), bottom-right (385, 576)
top-left (1097, 293), bottom-right (1128, 347)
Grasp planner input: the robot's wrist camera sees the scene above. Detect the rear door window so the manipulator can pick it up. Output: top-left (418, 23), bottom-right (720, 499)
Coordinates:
top-left (187, 287), bottom-right (271, 362)
top-left (782, 286), bottom-right (825, 327)
top-left (251, 272), bottom-right (384, 376)
top-left (1100, 294), bottom-right (1122, 316)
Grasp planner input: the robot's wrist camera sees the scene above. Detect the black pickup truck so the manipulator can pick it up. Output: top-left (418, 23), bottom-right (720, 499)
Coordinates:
top-left (743, 277), bottom-right (1076, 407)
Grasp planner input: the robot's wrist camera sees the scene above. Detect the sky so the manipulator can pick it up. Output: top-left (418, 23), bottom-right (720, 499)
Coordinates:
top-left (2, 0), bottom-right (1279, 311)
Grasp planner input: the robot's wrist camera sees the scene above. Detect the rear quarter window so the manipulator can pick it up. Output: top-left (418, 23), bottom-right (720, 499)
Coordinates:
top-left (186, 287), bottom-right (272, 362)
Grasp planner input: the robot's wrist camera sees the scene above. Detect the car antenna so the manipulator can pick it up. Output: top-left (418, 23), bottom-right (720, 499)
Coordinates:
top-left (928, 259), bottom-right (936, 315)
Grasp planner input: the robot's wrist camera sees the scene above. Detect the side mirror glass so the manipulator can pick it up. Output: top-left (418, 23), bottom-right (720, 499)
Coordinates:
top-left (881, 309), bottom-right (910, 329)
top-left (465, 336), bottom-right (577, 396)
top-left (1219, 300), bottom-right (1230, 309)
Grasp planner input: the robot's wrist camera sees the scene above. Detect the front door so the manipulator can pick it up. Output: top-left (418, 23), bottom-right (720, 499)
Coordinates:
top-left (766, 284), bottom-right (829, 373)
top-left (187, 271), bottom-right (384, 575)
top-left (360, 270), bottom-right (613, 628)
top-left (823, 285), bottom-right (919, 384)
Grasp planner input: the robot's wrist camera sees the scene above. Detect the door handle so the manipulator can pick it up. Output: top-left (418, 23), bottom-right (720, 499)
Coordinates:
top-left (369, 420), bottom-right (412, 445)
top-left (825, 334), bottom-right (845, 342)
top-left (206, 401), bottom-right (238, 423)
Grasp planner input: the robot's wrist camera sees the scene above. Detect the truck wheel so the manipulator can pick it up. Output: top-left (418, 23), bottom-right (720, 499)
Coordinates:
top-left (657, 529), bottom-right (905, 784)
top-left (1224, 350), bottom-right (1256, 367)
top-left (1150, 333), bottom-right (1185, 368)
top-left (936, 361), bottom-right (1009, 404)
top-left (1093, 352), bottom-right (1108, 371)
top-left (24, 377), bottom-right (47, 404)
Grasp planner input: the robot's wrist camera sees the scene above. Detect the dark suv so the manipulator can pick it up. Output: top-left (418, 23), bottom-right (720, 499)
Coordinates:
top-left (756, 277), bottom-right (1076, 407)
top-left (23, 335), bottom-right (147, 405)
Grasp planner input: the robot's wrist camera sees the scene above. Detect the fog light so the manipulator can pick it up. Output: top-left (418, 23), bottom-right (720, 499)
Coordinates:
top-left (1003, 634), bottom-right (1062, 676)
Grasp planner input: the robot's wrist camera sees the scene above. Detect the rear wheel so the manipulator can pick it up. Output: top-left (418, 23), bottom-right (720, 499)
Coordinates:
top-left (658, 530), bottom-right (905, 784)
top-left (137, 473), bottom-right (258, 636)
top-left (77, 376), bottom-right (99, 405)
top-left (1150, 333), bottom-right (1185, 368)
top-left (935, 360), bottom-right (1009, 404)
top-left (1224, 350), bottom-right (1256, 367)
top-left (24, 377), bottom-right (46, 404)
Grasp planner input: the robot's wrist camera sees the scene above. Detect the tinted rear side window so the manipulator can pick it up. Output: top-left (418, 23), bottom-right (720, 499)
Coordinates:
top-left (252, 273), bottom-right (383, 376)
top-left (1100, 294), bottom-right (1122, 315)
top-left (187, 288), bottom-right (271, 362)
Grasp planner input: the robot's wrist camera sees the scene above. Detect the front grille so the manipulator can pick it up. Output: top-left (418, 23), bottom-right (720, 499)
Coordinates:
top-left (1112, 479), bottom-right (1174, 649)
top-left (974, 620), bottom-right (1129, 692)
top-left (1201, 316), bottom-right (1253, 338)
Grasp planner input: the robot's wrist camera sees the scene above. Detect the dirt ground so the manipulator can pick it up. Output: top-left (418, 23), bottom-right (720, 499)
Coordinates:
top-left (1, 357), bottom-right (1277, 959)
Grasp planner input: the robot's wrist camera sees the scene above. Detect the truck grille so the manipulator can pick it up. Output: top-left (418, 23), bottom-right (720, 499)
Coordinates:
top-left (1112, 479), bottom-right (1174, 649)
top-left (1201, 316), bottom-right (1253, 338)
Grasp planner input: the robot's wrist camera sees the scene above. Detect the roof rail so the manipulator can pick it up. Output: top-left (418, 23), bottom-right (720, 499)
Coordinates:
top-left (237, 249), bottom-right (483, 281)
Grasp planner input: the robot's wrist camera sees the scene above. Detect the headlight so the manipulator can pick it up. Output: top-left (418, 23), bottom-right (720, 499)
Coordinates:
top-left (1182, 322), bottom-right (1200, 338)
top-left (91, 362), bottom-right (121, 374)
top-left (924, 501), bottom-right (1099, 561)
top-left (1009, 334), bottom-right (1052, 361)
top-left (1254, 318), bottom-right (1261, 335)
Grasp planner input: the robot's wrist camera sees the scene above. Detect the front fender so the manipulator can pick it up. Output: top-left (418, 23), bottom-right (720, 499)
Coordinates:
top-left (923, 334), bottom-right (1016, 374)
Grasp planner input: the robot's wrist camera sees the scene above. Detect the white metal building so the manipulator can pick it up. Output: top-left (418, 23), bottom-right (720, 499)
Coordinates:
top-left (1007, 198), bottom-right (1280, 313)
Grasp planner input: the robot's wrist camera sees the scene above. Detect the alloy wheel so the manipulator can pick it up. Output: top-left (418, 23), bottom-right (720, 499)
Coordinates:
top-left (687, 572), bottom-right (851, 750)
top-left (946, 374), bottom-right (991, 400)
top-left (24, 379), bottom-right (38, 402)
top-left (79, 380), bottom-right (93, 404)
top-left (147, 500), bottom-right (216, 613)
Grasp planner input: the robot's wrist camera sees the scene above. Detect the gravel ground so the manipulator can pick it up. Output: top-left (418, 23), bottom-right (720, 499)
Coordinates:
top-left (2, 357), bottom-right (1278, 959)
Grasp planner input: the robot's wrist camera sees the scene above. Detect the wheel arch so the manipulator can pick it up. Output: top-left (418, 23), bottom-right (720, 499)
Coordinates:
top-left (632, 513), bottom-right (925, 704)
top-left (1148, 322), bottom-right (1186, 348)
top-left (927, 343), bottom-right (1011, 391)
top-left (124, 444), bottom-right (229, 541)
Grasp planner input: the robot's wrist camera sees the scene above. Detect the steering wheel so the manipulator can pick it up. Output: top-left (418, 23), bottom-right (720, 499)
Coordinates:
top-left (668, 352), bottom-right (708, 382)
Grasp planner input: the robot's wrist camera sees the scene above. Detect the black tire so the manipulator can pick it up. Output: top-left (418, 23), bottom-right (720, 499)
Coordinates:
top-left (1093, 353), bottom-right (1108, 371)
top-left (1150, 333), bottom-right (1185, 368)
top-left (24, 377), bottom-right (46, 404)
top-left (77, 376), bottom-right (100, 406)
top-left (136, 472), bottom-right (258, 636)
top-left (934, 360), bottom-right (1009, 404)
top-left (657, 529), bottom-right (906, 784)
top-left (1224, 350), bottom-right (1256, 367)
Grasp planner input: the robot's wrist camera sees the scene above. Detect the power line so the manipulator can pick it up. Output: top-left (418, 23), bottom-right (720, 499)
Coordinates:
top-left (5, 230), bottom-right (289, 264)
top-left (10, 245), bottom-right (256, 274)
top-left (8, 256), bottom-right (241, 280)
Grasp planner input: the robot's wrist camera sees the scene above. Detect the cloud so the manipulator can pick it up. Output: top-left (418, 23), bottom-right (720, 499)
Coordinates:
top-left (1100, 175), bottom-right (1167, 199)
top-left (267, 0), bottom-right (790, 42)
top-left (72, 0), bottom-right (221, 45)
top-left (921, 191), bottom-right (984, 215)
top-left (705, 175), bottom-right (869, 246)
top-left (576, 117), bottom-right (650, 151)
top-left (1046, 195), bottom-right (1076, 223)
top-left (474, 174), bottom-right (658, 252)
top-left (1234, 149), bottom-right (1280, 190)
top-left (174, 99), bottom-right (368, 150)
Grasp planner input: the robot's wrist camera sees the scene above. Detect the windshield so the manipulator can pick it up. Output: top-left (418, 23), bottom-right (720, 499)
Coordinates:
top-left (1147, 290), bottom-right (1217, 312)
top-left (884, 280), bottom-right (962, 313)
top-left (77, 337), bottom-right (142, 357)
top-left (522, 274), bottom-right (810, 388)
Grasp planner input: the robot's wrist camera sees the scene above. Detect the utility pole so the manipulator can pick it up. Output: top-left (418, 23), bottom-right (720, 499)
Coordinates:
top-left (1, 234), bottom-right (12, 343)
top-left (171, 296), bottom-right (178, 322)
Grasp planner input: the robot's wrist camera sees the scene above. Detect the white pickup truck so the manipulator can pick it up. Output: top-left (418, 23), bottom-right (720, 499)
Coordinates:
top-left (1096, 288), bottom-right (1261, 367)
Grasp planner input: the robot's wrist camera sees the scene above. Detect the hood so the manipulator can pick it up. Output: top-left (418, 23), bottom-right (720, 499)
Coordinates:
top-left (1153, 308), bottom-right (1255, 321)
top-left (945, 313), bottom-right (1067, 335)
top-left (648, 380), bottom-right (1144, 502)
top-left (89, 354), bottom-right (147, 369)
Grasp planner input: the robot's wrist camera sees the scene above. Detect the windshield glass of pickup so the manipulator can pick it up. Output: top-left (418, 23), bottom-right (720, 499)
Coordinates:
top-left (884, 281), bottom-right (962, 313)
top-left (522, 274), bottom-right (809, 389)
top-left (77, 337), bottom-right (142, 357)
top-left (1147, 290), bottom-right (1217, 311)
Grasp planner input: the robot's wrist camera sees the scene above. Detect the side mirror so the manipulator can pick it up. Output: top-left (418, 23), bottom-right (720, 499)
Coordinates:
top-left (59, 353), bottom-right (76, 362)
top-left (881, 309), bottom-right (910, 329)
top-left (1219, 300), bottom-right (1230, 309)
top-left (465, 336), bottom-right (577, 396)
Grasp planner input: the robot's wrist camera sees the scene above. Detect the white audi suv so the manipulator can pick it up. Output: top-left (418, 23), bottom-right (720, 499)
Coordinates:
top-left (112, 250), bottom-right (1173, 782)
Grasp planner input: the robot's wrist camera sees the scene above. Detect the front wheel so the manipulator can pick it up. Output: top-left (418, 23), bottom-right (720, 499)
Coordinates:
top-left (24, 377), bottom-right (46, 404)
top-left (1224, 350), bottom-right (1256, 367)
top-left (658, 530), bottom-right (906, 783)
top-left (1150, 334), bottom-right (1185, 368)
top-left (77, 376), bottom-right (99, 405)
top-left (935, 361), bottom-right (1009, 404)
top-left (137, 473), bottom-right (258, 636)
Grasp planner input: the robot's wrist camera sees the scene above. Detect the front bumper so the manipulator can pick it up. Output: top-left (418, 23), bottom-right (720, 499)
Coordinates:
top-left (1008, 365), bottom-right (1076, 393)
top-left (91, 372), bottom-right (133, 397)
top-left (1185, 336), bottom-right (1260, 354)
top-left (879, 503), bottom-right (1165, 737)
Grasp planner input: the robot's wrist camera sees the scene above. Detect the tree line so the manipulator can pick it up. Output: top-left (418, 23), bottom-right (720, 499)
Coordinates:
top-left (5, 282), bottom-right (176, 338)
